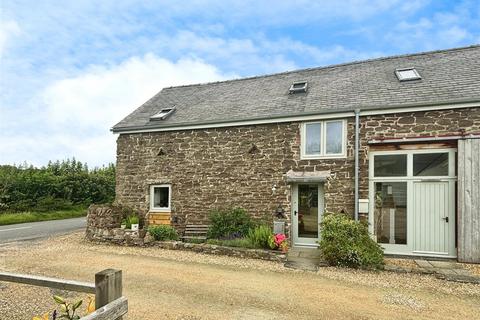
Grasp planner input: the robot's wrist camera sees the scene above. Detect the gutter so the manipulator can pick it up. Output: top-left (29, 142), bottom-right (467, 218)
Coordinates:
top-left (354, 109), bottom-right (360, 221)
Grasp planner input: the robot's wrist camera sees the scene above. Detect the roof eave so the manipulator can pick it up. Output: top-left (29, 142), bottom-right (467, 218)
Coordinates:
top-left (111, 98), bottom-right (480, 134)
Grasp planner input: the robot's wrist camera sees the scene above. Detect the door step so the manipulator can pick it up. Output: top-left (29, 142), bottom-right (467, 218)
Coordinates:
top-left (284, 260), bottom-right (319, 272)
top-left (285, 247), bottom-right (327, 271)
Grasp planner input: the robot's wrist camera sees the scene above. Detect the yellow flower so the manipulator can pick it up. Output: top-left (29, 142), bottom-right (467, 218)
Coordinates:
top-left (87, 296), bottom-right (95, 314)
top-left (32, 312), bottom-right (49, 320)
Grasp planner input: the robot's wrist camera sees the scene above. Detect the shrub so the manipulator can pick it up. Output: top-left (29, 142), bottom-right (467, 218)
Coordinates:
top-left (0, 160), bottom-right (115, 213)
top-left (319, 213), bottom-right (384, 269)
top-left (148, 225), bottom-right (179, 241)
top-left (247, 225), bottom-right (275, 249)
top-left (207, 208), bottom-right (254, 239)
top-left (35, 196), bottom-right (74, 212)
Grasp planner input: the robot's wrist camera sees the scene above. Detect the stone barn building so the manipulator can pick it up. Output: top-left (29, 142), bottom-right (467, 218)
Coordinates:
top-left (112, 45), bottom-right (480, 262)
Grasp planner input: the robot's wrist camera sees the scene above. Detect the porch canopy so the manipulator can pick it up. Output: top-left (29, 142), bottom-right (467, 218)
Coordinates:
top-left (285, 170), bottom-right (330, 183)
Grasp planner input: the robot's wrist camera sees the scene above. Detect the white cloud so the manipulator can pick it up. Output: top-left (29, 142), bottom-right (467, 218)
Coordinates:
top-left (0, 19), bottom-right (21, 58)
top-left (386, 1), bottom-right (479, 51)
top-left (42, 54), bottom-right (232, 129)
top-left (0, 55), bottom-right (231, 167)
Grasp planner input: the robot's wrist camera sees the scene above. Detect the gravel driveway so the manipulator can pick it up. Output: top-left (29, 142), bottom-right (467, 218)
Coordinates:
top-left (1, 232), bottom-right (479, 319)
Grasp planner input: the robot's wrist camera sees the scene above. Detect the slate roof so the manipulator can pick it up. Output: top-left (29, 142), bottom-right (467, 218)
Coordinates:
top-left (112, 45), bottom-right (480, 133)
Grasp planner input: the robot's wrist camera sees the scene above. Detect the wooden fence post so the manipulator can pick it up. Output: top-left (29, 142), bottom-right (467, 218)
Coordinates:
top-left (95, 269), bottom-right (123, 319)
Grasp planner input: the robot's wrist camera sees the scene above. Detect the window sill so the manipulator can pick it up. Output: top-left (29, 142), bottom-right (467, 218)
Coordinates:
top-left (149, 208), bottom-right (171, 213)
top-left (300, 154), bottom-right (347, 160)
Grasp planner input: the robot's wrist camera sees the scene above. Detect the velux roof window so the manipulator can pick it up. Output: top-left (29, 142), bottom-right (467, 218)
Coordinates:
top-left (395, 68), bottom-right (421, 81)
top-left (150, 106), bottom-right (176, 121)
top-left (289, 81), bottom-right (308, 94)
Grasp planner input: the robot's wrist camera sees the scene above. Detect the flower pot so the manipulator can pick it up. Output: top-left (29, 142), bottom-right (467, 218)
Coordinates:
top-left (131, 223), bottom-right (139, 231)
top-left (120, 224), bottom-right (126, 229)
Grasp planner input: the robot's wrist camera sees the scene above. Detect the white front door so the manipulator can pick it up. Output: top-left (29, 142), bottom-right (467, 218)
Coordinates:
top-left (292, 183), bottom-right (324, 247)
top-left (413, 181), bottom-right (455, 255)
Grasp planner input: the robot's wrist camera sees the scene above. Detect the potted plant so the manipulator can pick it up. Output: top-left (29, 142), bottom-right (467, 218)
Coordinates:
top-left (120, 219), bottom-right (127, 229)
top-left (129, 216), bottom-right (139, 231)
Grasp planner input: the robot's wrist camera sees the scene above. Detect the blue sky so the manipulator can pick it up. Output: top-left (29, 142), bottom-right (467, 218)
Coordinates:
top-left (1, 0), bottom-right (479, 167)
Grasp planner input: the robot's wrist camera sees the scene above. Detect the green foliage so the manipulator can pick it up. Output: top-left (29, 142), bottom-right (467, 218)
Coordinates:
top-left (0, 159), bottom-right (115, 213)
top-left (206, 238), bottom-right (257, 249)
top-left (207, 207), bottom-right (254, 239)
top-left (128, 215), bottom-right (139, 225)
top-left (318, 213), bottom-right (384, 269)
top-left (148, 225), bottom-right (179, 241)
top-left (53, 295), bottom-right (83, 320)
top-left (247, 225), bottom-right (275, 249)
top-left (0, 206), bottom-right (87, 226)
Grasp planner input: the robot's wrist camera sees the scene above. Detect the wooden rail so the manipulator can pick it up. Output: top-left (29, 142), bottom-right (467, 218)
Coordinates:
top-left (81, 296), bottom-right (128, 320)
top-left (0, 271), bottom-right (96, 293)
top-left (0, 269), bottom-right (127, 319)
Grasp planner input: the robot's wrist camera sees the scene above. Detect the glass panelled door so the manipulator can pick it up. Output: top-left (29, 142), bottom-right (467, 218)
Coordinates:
top-left (369, 149), bottom-right (456, 257)
top-left (292, 184), bottom-right (324, 246)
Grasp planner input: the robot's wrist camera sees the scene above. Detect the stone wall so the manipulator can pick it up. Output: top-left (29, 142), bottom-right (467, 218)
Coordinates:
top-left (85, 204), bottom-right (125, 240)
top-left (115, 107), bottom-right (480, 228)
top-left (89, 231), bottom-right (286, 263)
top-left (115, 121), bottom-right (356, 233)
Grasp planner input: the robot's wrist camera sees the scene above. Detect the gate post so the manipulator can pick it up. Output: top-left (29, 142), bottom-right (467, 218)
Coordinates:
top-left (95, 269), bottom-right (123, 318)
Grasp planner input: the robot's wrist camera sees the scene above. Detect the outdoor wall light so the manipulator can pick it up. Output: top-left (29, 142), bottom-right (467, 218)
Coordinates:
top-left (274, 205), bottom-right (286, 219)
top-left (271, 184), bottom-right (277, 194)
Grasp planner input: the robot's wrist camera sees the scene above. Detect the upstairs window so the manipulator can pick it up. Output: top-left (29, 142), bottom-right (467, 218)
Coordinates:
top-left (150, 106), bottom-right (176, 121)
top-left (395, 68), bottom-right (421, 81)
top-left (302, 120), bottom-right (346, 158)
top-left (289, 81), bottom-right (307, 94)
top-left (150, 184), bottom-right (171, 212)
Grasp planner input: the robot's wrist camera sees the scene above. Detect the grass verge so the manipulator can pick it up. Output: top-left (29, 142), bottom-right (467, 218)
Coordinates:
top-left (0, 206), bottom-right (87, 226)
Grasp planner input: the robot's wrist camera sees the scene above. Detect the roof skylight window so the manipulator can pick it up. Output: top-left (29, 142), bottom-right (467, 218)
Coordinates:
top-left (289, 81), bottom-right (308, 94)
top-left (395, 68), bottom-right (421, 81)
top-left (150, 106), bottom-right (176, 121)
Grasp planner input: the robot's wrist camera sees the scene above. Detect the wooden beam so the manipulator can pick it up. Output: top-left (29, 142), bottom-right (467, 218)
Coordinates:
top-left (0, 271), bottom-right (95, 293)
top-left (95, 269), bottom-right (123, 319)
top-left (81, 296), bottom-right (128, 320)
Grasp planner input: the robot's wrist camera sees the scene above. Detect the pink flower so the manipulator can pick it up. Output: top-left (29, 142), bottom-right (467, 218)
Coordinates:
top-left (274, 233), bottom-right (286, 246)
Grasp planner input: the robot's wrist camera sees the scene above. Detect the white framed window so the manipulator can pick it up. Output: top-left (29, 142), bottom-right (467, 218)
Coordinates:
top-left (395, 68), bottom-right (421, 81)
top-left (150, 184), bottom-right (171, 212)
top-left (301, 119), bottom-right (347, 159)
top-left (150, 106), bottom-right (176, 121)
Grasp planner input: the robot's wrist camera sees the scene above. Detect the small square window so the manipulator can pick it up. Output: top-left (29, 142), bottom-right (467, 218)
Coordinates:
top-left (289, 81), bottom-right (307, 93)
top-left (413, 153), bottom-right (449, 176)
top-left (150, 107), bottom-right (176, 121)
top-left (374, 154), bottom-right (407, 177)
top-left (395, 68), bottom-right (421, 81)
top-left (150, 185), bottom-right (171, 211)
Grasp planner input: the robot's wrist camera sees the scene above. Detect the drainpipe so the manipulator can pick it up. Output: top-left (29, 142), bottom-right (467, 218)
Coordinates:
top-left (354, 109), bottom-right (360, 221)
